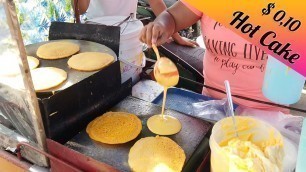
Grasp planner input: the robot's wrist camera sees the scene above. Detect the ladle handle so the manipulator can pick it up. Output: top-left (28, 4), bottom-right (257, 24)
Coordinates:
top-left (152, 44), bottom-right (161, 60)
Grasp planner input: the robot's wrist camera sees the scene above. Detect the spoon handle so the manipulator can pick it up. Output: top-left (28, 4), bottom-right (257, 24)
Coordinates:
top-left (224, 80), bottom-right (239, 138)
top-left (152, 44), bottom-right (161, 60)
top-left (225, 80), bottom-right (235, 115)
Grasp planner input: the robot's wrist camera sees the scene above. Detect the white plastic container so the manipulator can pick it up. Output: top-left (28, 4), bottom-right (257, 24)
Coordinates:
top-left (88, 16), bottom-right (146, 83)
top-left (210, 116), bottom-right (284, 172)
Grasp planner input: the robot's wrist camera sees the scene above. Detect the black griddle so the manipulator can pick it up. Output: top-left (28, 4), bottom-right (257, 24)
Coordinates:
top-left (64, 96), bottom-right (212, 172)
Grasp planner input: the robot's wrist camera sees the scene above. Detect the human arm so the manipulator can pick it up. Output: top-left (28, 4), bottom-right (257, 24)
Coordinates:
top-left (71, 0), bottom-right (90, 15)
top-left (147, 0), bottom-right (199, 47)
top-left (140, 1), bottom-right (200, 47)
top-left (148, 0), bottom-right (167, 15)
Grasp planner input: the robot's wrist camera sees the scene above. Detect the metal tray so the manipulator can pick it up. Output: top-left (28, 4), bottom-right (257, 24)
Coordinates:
top-left (64, 96), bottom-right (212, 172)
top-left (25, 39), bottom-right (117, 93)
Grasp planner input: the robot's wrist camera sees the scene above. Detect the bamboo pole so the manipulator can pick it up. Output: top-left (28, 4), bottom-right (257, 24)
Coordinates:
top-left (3, 0), bottom-right (48, 166)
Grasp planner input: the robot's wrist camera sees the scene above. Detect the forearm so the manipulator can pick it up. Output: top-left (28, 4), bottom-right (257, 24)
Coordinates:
top-left (168, 1), bottom-right (200, 33)
top-left (148, 0), bottom-right (167, 16)
top-left (154, 11), bottom-right (176, 37)
top-left (149, 0), bottom-right (184, 40)
top-left (71, 0), bottom-right (90, 15)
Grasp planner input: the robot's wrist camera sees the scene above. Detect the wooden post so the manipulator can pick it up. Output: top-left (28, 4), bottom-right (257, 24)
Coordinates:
top-left (1, 0), bottom-right (48, 166)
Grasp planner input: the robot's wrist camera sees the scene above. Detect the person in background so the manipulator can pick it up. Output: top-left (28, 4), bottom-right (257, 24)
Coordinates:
top-left (72, 0), bottom-right (198, 47)
top-left (140, 0), bottom-right (289, 113)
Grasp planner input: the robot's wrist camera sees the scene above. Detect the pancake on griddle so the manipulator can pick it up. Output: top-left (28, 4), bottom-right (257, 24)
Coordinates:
top-left (68, 52), bottom-right (114, 71)
top-left (129, 136), bottom-right (186, 172)
top-left (36, 41), bottom-right (79, 59)
top-left (86, 112), bottom-right (142, 144)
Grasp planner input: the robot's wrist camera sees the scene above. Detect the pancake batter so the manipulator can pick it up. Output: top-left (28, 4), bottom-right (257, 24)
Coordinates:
top-left (147, 57), bottom-right (181, 135)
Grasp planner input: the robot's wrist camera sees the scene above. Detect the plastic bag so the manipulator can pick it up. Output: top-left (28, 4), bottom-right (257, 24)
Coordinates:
top-left (192, 98), bottom-right (228, 122)
top-left (235, 106), bottom-right (303, 143)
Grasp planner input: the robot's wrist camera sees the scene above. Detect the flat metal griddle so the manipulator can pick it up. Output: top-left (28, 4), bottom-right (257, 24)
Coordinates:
top-left (25, 39), bottom-right (117, 93)
top-left (65, 96), bottom-right (211, 172)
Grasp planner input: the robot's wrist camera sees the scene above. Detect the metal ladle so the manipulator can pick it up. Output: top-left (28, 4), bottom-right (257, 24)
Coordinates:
top-left (152, 44), bottom-right (179, 88)
top-left (147, 45), bottom-right (181, 136)
top-left (152, 44), bottom-right (179, 117)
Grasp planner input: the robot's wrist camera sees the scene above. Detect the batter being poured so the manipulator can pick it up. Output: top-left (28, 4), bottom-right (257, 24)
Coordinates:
top-left (147, 46), bottom-right (182, 135)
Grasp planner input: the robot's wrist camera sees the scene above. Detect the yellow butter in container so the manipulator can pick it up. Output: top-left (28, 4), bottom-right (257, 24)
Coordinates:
top-left (210, 116), bottom-right (284, 172)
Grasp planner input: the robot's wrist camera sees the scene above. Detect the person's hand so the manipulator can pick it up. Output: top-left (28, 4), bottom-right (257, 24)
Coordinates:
top-left (172, 33), bottom-right (199, 48)
top-left (139, 21), bottom-right (173, 47)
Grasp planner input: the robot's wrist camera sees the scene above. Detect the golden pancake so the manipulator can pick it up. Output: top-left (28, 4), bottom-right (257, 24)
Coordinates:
top-left (0, 56), bottom-right (39, 76)
top-left (129, 136), bottom-right (186, 172)
top-left (36, 42), bottom-right (80, 59)
top-left (30, 67), bottom-right (67, 91)
top-left (86, 112), bottom-right (142, 144)
top-left (147, 115), bottom-right (182, 135)
top-left (68, 52), bottom-right (114, 71)
top-left (27, 56), bottom-right (40, 69)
